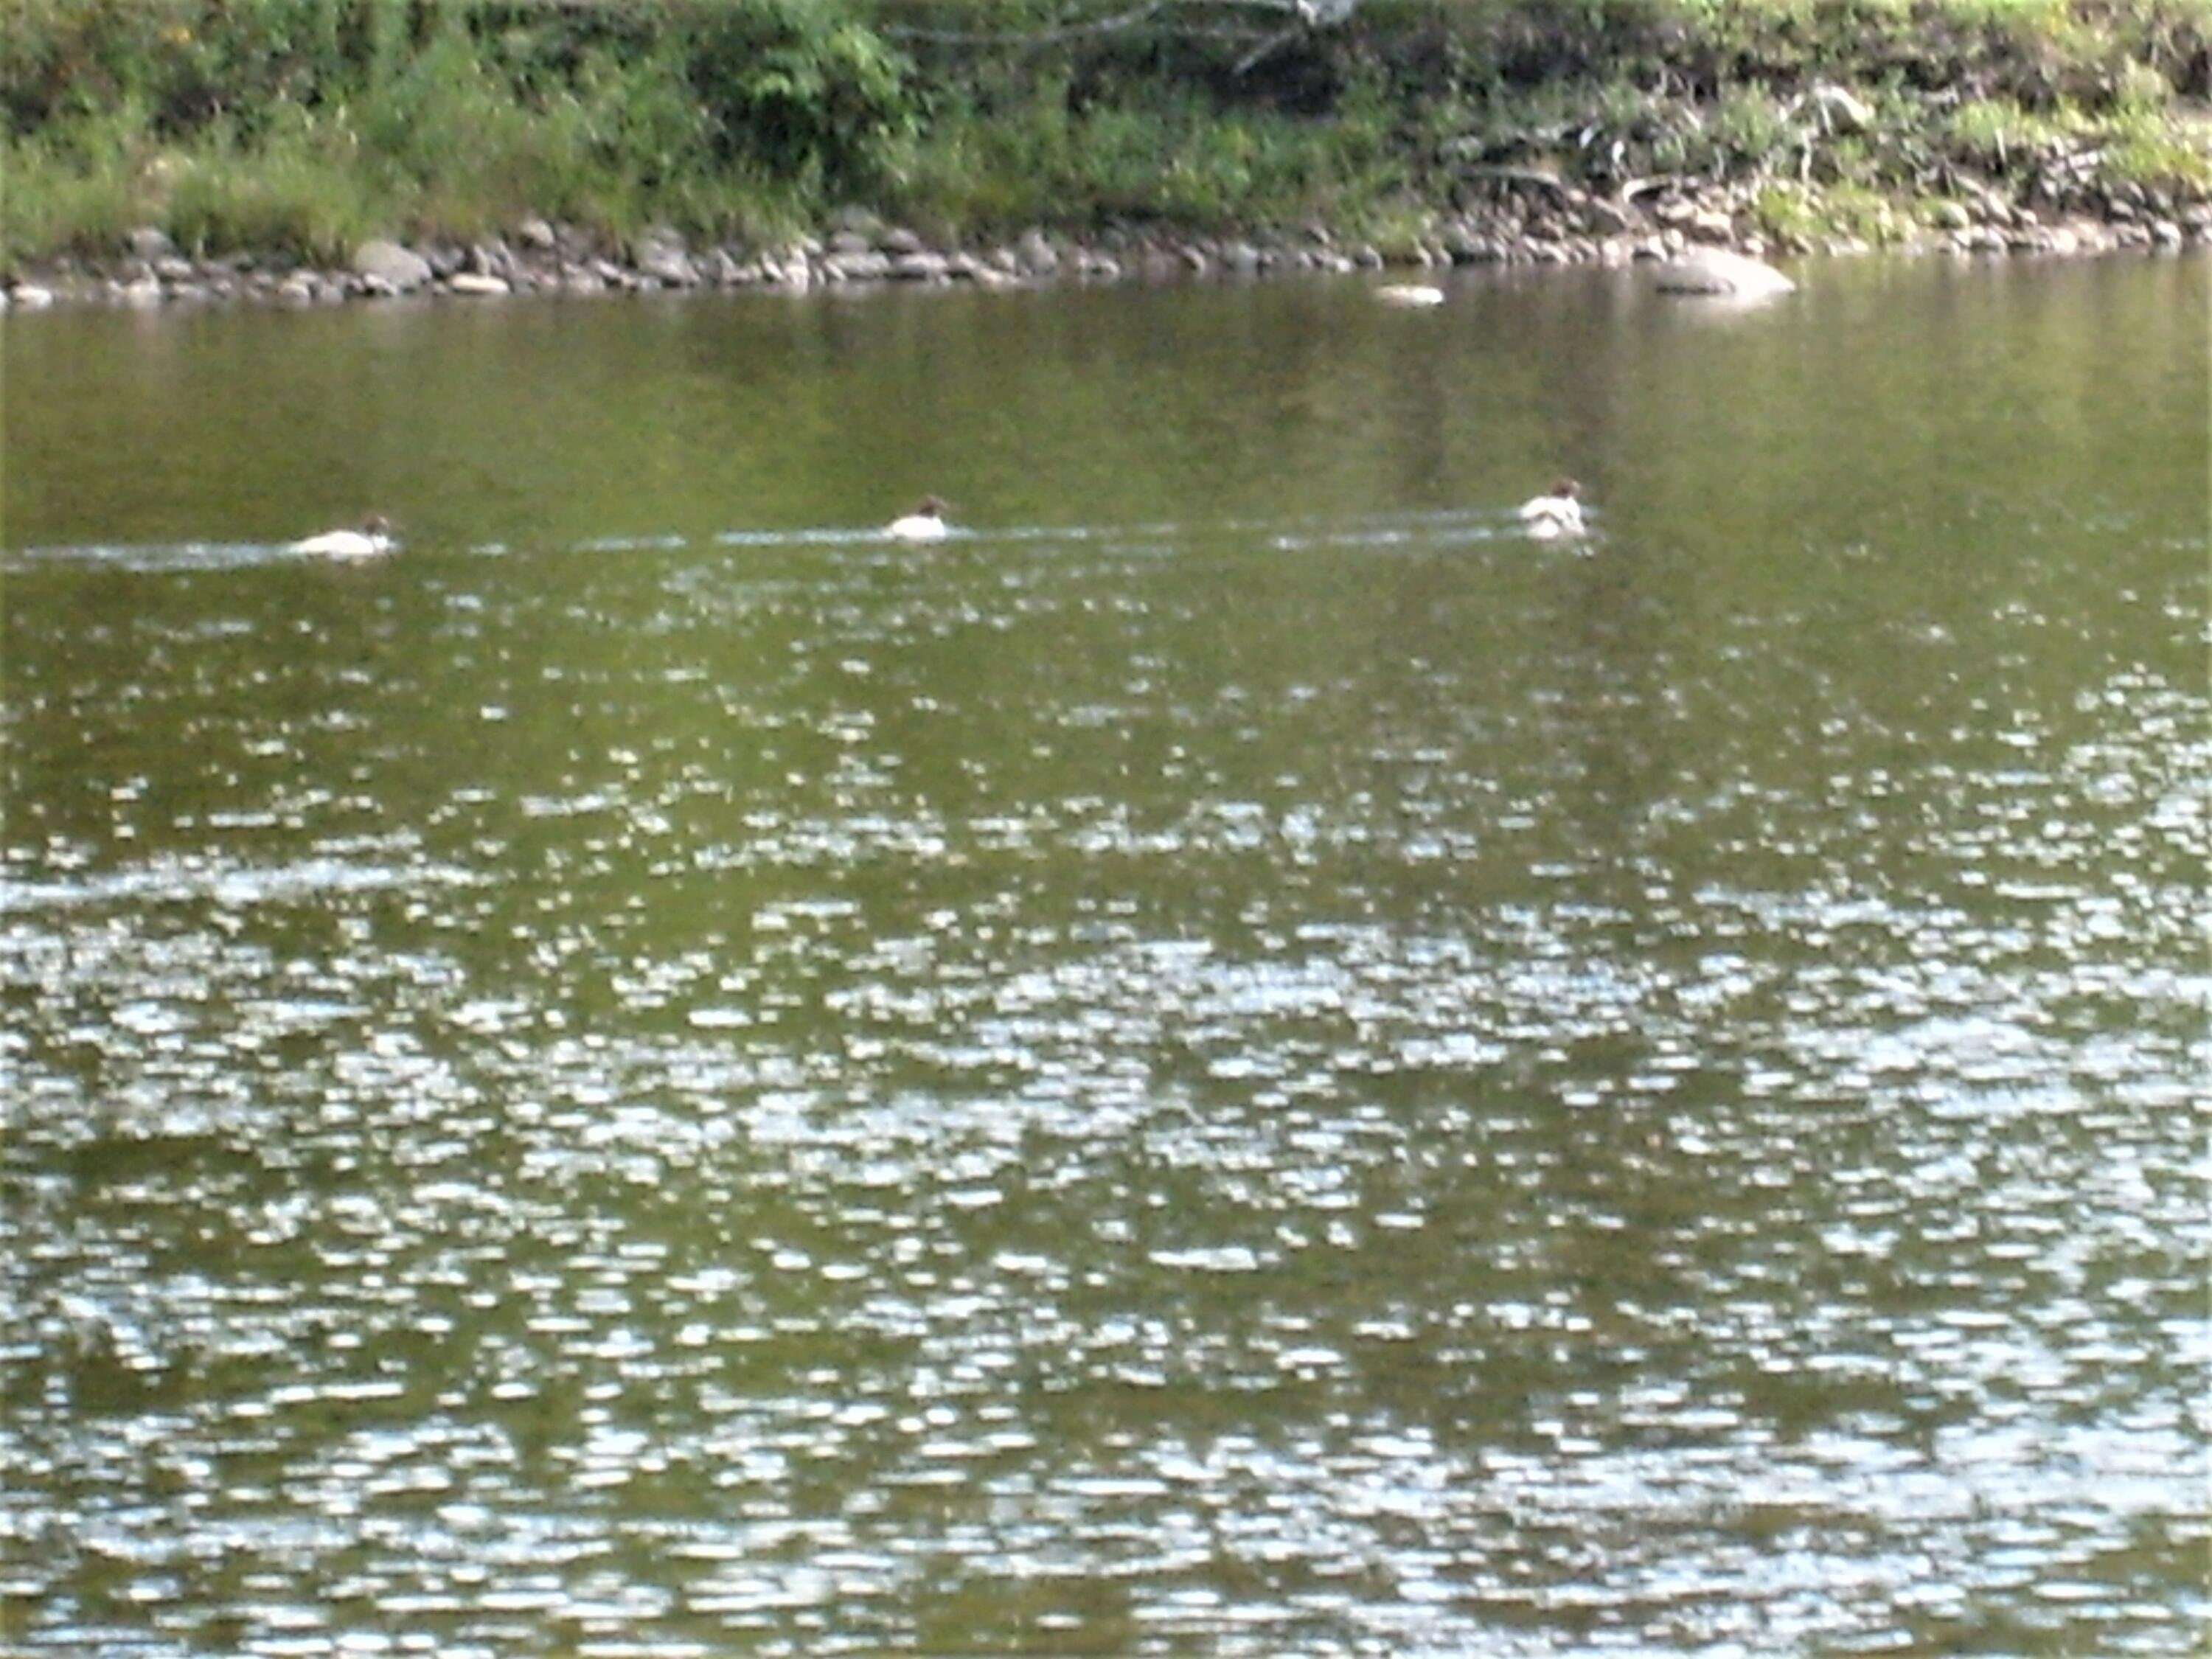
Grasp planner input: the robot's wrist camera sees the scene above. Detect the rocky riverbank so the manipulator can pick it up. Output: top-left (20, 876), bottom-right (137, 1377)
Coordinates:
top-left (6, 170), bottom-right (2205, 314)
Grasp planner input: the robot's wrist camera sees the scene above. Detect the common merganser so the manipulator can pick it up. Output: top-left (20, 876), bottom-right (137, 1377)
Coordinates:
top-left (1375, 283), bottom-right (1445, 307)
top-left (1517, 480), bottom-right (1585, 540)
top-left (290, 515), bottom-right (396, 558)
top-left (884, 496), bottom-right (950, 542)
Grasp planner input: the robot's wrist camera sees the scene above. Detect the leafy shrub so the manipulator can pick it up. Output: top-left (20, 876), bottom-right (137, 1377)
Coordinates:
top-left (684, 0), bottom-right (916, 200)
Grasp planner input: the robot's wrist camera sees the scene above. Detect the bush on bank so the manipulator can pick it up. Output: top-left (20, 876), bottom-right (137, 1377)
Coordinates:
top-left (3, 0), bottom-right (2208, 265)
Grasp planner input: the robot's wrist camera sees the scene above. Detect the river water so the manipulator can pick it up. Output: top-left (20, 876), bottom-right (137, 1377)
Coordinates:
top-left (3, 255), bottom-right (2206, 1657)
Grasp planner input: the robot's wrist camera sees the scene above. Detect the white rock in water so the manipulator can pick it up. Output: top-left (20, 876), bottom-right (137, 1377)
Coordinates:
top-left (448, 272), bottom-right (511, 296)
top-left (1654, 248), bottom-right (1795, 299)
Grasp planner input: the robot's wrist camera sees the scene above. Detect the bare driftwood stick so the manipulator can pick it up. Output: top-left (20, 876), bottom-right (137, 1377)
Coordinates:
top-left (1454, 165), bottom-right (1576, 197)
top-left (882, 0), bottom-right (1360, 50)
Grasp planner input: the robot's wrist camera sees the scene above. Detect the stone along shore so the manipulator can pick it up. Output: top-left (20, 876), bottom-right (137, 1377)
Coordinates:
top-left (6, 175), bottom-right (2204, 313)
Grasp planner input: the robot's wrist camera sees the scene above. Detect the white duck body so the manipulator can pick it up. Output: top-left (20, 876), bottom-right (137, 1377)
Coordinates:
top-left (290, 518), bottom-right (395, 558)
top-left (884, 497), bottom-right (950, 542)
top-left (1517, 483), bottom-right (1585, 540)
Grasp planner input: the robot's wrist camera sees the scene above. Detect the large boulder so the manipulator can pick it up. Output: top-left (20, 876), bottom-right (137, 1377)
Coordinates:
top-left (352, 239), bottom-right (433, 292)
top-left (1653, 248), bottom-right (1795, 299)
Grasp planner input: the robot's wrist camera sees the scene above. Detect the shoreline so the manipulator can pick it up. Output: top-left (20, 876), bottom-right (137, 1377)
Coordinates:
top-left (7, 176), bottom-right (2205, 314)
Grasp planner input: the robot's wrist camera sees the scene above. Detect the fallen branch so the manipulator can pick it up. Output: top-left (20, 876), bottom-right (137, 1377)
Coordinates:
top-left (1454, 164), bottom-right (1576, 196)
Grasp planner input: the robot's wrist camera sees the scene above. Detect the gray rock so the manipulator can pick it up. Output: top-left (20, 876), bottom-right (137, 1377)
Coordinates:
top-left (126, 226), bottom-right (176, 260)
top-left (827, 250), bottom-right (892, 282)
top-left (1443, 225), bottom-right (1502, 263)
top-left (1580, 197), bottom-right (1635, 235)
top-left (1221, 241), bottom-right (1263, 276)
top-left (153, 255), bottom-right (196, 282)
top-left (117, 274), bottom-right (164, 307)
top-left (1652, 247), bottom-right (1795, 299)
top-left (631, 226), bottom-right (697, 285)
top-left (517, 216), bottom-right (557, 250)
top-left (891, 251), bottom-right (950, 281)
top-left (13, 283), bottom-right (55, 309)
top-left (827, 229), bottom-right (874, 256)
top-left (1015, 229), bottom-right (1060, 276)
top-left (635, 238), bottom-right (698, 286)
top-left (880, 226), bottom-right (927, 255)
top-left (352, 240), bottom-right (433, 291)
top-left (1929, 200), bottom-right (1972, 231)
top-left (448, 272), bottom-right (511, 296)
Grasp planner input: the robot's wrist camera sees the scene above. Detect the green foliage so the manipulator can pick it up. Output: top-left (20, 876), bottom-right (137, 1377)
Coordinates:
top-left (1, 0), bottom-right (2206, 265)
top-left (2102, 104), bottom-right (2212, 189)
top-left (162, 108), bottom-right (384, 260)
top-left (1705, 86), bottom-right (1794, 170)
top-left (0, 95), bottom-right (154, 259)
top-left (1751, 176), bottom-right (1903, 243)
top-left (897, 66), bottom-right (1410, 238)
top-left (1944, 93), bottom-right (2065, 168)
top-left (684, 0), bottom-right (915, 199)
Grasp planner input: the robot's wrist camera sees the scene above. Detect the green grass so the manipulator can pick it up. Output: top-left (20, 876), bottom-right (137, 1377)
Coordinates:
top-left (3, 0), bottom-right (2206, 266)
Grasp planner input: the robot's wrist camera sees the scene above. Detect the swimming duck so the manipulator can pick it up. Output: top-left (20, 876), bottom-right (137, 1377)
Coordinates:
top-left (289, 515), bottom-right (396, 558)
top-left (884, 496), bottom-right (950, 542)
top-left (1517, 480), bottom-right (1585, 540)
